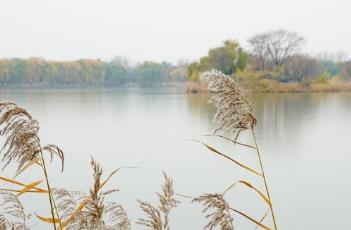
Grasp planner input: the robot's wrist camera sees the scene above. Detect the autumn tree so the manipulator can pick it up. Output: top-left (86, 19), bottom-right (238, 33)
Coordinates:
top-left (188, 40), bottom-right (248, 81)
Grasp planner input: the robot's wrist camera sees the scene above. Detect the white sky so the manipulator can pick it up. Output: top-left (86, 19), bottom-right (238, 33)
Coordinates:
top-left (0, 0), bottom-right (350, 63)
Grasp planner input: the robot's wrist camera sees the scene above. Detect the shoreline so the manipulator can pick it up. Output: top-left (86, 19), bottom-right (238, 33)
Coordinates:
top-left (185, 80), bottom-right (351, 94)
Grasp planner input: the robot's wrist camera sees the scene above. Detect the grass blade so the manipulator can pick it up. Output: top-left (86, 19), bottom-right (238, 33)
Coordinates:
top-left (16, 180), bottom-right (44, 197)
top-left (229, 208), bottom-right (271, 230)
top-left (14, 157), bottom-right (42, 178)
top-left (0, 188), bottom-right (46, 193)
top-left (238, 180), bottom-right (271, 207)
top-left (0, 175), bottom-right (46, 192)
top-left (255, 210), bottom-right (269, 230)
top-left (202, 134), bottom-right (257, 149)
top-left (35, 213), bottom-right (61, 224)
top-left (191, 139), bottom-right (262, 176)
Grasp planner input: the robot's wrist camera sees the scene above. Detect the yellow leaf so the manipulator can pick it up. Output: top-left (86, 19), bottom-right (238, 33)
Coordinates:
top-left (192, 139), bottom-right (262, 176)
top-left (0, 176), bottom-right (46, 192)
top-left (0, 188), bottom-right (46, 193)
top-left (231, 208), bottom-right (271, 230)
top-left (35, 213), bottom-right (60, 223)
top-left (15, 157), bottom-right (42, 178)
top-left (238, 181), bottom-right (271, 207)
top-left (17, 180), bottom-right (44, 197)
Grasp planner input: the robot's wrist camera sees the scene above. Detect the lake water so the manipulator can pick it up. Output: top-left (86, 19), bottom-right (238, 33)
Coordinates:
top-left (0, 88), bottom-right (350, 229)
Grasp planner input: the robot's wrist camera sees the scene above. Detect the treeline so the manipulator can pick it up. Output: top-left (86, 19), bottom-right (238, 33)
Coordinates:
top-left (188, 30), bottom-right (351, 92)
top-left (0, 57), bottom-right (188, 87)
top-left (1, 30), bottom-right (351, 90)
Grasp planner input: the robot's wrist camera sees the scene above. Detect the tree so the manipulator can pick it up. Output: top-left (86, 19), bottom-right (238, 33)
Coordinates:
top-left (285, 54), bottom-right (322, 81)
top-left (187, 40), bottom-right (248, 81)
top-left (137, 61), bottom-right (167, 86)
top-left (265, 30), bottom-right (305, 67)
top-left (249, 30), bottom-right (305, 69)
top-left (248, 33), bottom-right (268, 71)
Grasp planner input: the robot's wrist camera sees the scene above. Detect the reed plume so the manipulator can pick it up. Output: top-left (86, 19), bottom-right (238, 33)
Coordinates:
top-left (192, 193), bottom-right (233, 230)
top-left (0, 102), bottom-right (64, 230)
top-left (53, 158), bottom-right (131, 230)
top-left (137, 173), bottom-right (179, 230)
top-left (201, 70), bottom-right (256, 139)
top-left (0, 191), bottom-right (29, 230)
top-left (197, 70), bottom-right (277, 229)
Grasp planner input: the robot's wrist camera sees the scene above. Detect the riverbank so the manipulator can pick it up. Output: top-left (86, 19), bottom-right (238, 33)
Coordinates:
top-left (186, 78), bottom-right (351, 93)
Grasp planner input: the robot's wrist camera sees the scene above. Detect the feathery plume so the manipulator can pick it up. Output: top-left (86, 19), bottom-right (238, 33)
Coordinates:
top-left (55, 158), bottom-right (131, 230)
top-left (192, 193), bottom-right (234, 230)
top-left (137, 173), bottom-right (179, 230)
top-left (0, 191), bottom-right (29, 230)
top-left (0, 102), bottom-right (64, 172)
top-left (201, 70), bottom-right (256, 138)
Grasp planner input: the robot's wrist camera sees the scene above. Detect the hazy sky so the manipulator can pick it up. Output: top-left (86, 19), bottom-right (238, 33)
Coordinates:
top-left (0, 0), bottom-right (350, 63)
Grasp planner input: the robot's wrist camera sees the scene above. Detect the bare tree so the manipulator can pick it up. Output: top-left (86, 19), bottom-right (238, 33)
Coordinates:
top-left (285, 54), bottom-right (323, 81)
top-left (248, 33), bottom-right (268, 71)
top-left (265, 30), bottom-right (305, 67)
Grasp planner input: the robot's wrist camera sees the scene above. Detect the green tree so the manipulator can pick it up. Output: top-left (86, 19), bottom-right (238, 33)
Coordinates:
top-left (187, 40), bottom-right (248, 81)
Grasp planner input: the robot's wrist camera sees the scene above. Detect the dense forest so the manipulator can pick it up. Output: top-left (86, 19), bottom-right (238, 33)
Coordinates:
top-left (1, 30), bottom-right (351, 91)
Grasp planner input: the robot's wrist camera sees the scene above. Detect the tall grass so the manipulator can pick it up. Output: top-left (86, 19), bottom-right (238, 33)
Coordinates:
top-left (0, 103), bottom-right (130, 230)
top-left (192, 70), bottom-right (278, 229)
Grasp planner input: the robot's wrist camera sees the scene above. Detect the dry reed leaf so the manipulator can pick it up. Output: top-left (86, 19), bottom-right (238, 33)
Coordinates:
top-left (0, 175), bottom-right (46, 193)
top-left (16, 180), bottom-right (44, 197)
top-left (230, 208), bottom-right (270, 230)
top-left (255, 210), bottom-right (269, 230)
top-left (237, 181), bottom-right (270, 207)
top-left (35, 213), bottom-right (61, 223)
top-left (191, 139), bottom-right (262, 176)
top-left (0, 188), bottom-right (45, 194)
top-left (14, 157), bottom-right (43, 178)
top-left (202, 134), bottom-right (256, 149)
top-left (222, 181), bottom-right (270, 207)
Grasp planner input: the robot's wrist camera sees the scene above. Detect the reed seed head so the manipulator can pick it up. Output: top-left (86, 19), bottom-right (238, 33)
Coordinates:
top-left (0, 191), bottom-right (29, 230)
top-left (201, 70), bottom-right (257, 137)
top-left (54, 158), bottom-right (131, 230)
top-left (0, 102), bottom-right (64, 172)
top-left (192, 193), bottom-right (234, 230)
top-left (137, 173), bottom-right (180, 230)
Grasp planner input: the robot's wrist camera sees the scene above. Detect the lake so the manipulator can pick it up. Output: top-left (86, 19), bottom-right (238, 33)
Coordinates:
top-left (0, 88), bottom-right (350, 229)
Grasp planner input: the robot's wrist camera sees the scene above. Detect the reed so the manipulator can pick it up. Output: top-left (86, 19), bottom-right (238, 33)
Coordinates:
top-left (0, 102), bottom-right (64, 229)
top-left (0, 103), bottom-right (130, 230)
top-left (0, 75), bottom-right (278, 230)
top-left (137, 172), bottom-right (180, 230)
top-left (52, 158), bottom-right (131, 230)
top-left (0, 190), bottom-right (29, 229)
top-left (193, 69), bottom-right (278, 229)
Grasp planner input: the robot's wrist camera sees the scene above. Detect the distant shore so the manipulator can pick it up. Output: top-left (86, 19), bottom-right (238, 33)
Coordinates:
top-left (186, 79), bottom-right (351, 93)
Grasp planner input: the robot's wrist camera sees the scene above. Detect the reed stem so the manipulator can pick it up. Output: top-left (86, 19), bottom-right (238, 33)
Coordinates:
top-left (40, 151), bottom-right (57, 230)
top-left (251, 128), bottom-right (278, 230)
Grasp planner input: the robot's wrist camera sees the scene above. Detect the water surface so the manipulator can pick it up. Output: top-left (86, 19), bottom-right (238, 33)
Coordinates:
top-left (0, 88), bottom-right (350, 229)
